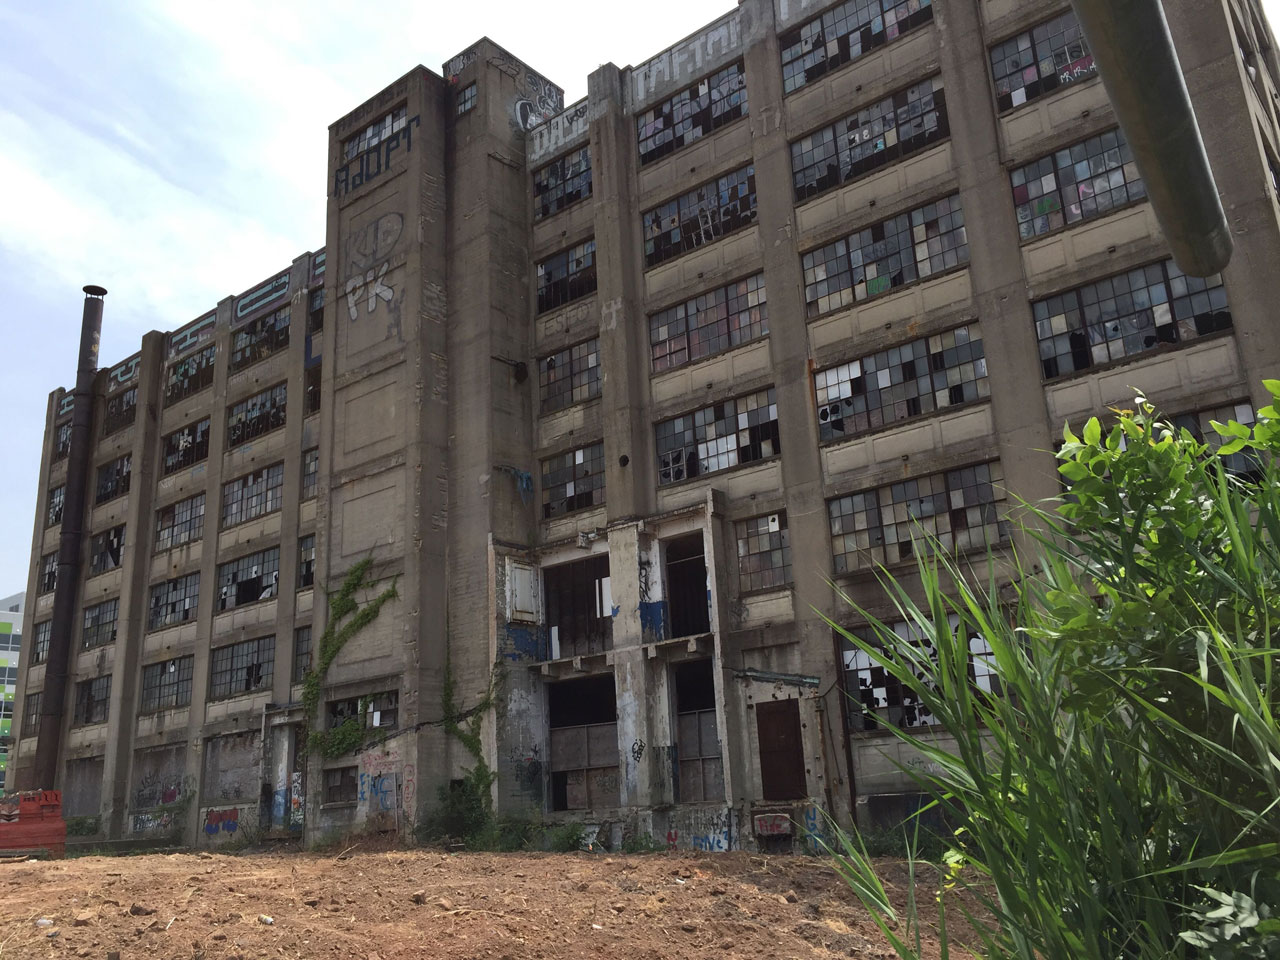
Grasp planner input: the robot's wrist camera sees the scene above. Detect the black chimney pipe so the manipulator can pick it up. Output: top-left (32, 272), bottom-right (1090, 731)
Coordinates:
top-left (31, 286), bottom-right (105, 790)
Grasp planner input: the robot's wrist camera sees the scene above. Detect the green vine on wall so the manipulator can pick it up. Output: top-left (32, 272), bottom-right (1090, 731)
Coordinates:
top-left (302, 557), bottom-right (399, 759)
top-left (439, 654), bottom-right (502, 818)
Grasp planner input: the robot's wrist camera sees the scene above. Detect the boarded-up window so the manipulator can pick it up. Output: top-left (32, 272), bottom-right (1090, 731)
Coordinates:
top-left (201, 731), bottom-right (260, 805)
top-left (548, 675), bottom-right (618, 811)
top-left (131, 743), bottom-right (187, 809)
top-left (674, 660), bottom-right (724, 802)
top-left (64, 755), bottom-right (105, 819)
top-left (756, 699), bottom-right (807, 801)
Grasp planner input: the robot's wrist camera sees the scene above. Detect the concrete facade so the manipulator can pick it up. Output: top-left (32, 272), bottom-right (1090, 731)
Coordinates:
top-left (11, 0), bottom-right (1280, 849)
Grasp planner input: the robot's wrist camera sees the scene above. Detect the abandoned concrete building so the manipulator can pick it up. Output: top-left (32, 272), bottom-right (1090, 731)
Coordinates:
top-left (12, 0), bottom-right (1280, 850)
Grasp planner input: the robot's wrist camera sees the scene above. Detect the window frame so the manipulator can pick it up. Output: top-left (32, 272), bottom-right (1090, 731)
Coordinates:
top-left (536, 239), bottom-right (597, 314)
top-left (95, 453), bottom-right (132, 505)
top-left (780, 0), bottom-right (936, 95)
top-left (655, 387), bottom-right (781, 486)
top-left (229, 305), bottom-right (290, 372)
top-left (456, 82), bottom-right (477, 116)
top-left (139, 656), bottom-right (194, 713)
top-left (103, 386), bottom-right (138, 436)
top-left (46, 485), bottom-right (65, 528)
top-left (220, 462), bottom-right (285, 528)
top-left (642, 164), bottom-right (758, 269)
top-left (208, 635), bottom-right (276, 702)
top-left (533, 145), bottom-right (593, 220)
top-left (292, 625), bottom-right (312, 684)
top-left (735, 512), bottom-right (793, 593)
top-left (31, 621), bottom-right (51, 665)
top-left (541, 442), bottom-right (606, 519)
top-left (164, 343), bottom-right (218, 406)
top-left (649, 272), bottom-right (768, 373)
top-left (154, 493), bottom-right (205, 553)
top-left (81, 597), bottom-right (120, 650)
top-left (147, 571), bottom-right (201, 631)
top-left (635, 60), bottom-right (748, 166)
top-left (226, 382), bottom-right (287, 449)
top-left (989, 9), bottom-right (1095, 114)
top-left (88, 523), bottom-right (126, 576)
top-left (215, 547), bottom-right (281, 612)
top-left (298, 534), bottom-right (316, 589)
top-left (538, 338), bottom-right (601, 414)
top-left (162, 418), bottom-right (212, 476)
top-left (73, 675), bottom-right (112, 726)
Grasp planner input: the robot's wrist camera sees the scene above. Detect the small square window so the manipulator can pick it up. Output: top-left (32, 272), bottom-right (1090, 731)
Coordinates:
top-left (324, 766), bottom-right (358, 803)
top-left (456, 82), bottom-right (477, 115)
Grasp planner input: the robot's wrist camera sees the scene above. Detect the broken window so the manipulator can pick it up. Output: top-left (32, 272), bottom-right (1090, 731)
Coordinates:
top-left (162, 418), bottom-right (211, 476)
top-left (31, 621), bottom-right (50, 664)
top-left (308, 288), bottom-right (325, 333)
top-left (88, 523), bottom-right (126, 576)
top-left (209, 635), bottom-right (275, 700)
top-left (230, 305), bottom-right (290, 372)
top-left (636, 60), bottom-right (748, 165)
top-left (226, 382), bottom-right (287, 448)
top-left (328, 697), bottom-right (361, 727)
top-left (140, 656), bottom-right (194, 712)
top-left (1013, 128), bottom-right (1145, 239)
top-left (344, 105), bottom-right (406, 160)
top-left (656, 387), bottom-right (779, 485)
top-left (164, 343), bottom-right (217, 406)
top-left (666, 534), bottom-right (711, 638)
top-left (541, 442), bottom-right (605, 519)
top-left (369, 691), bottom-right (398, 729)
top-left (1034, 259), bottom-right (1232, 379)
top-left (221, 462), bottom-right (285, 527)
top-left (650, 273), bottom-right (768, 372)
top-left (735, 513), bottom-right (791, 592)
top-left (791, 76), bottom-right (947, 201)
top-left (1173, 402), bottom-right (1261, 478)
top-left (815, 323), bottom-right (988, 442)
top-left (990, 9), bottom-right (1094, 113)
top-left (755, 699), bottom-right (807, 800)
top-left (73, 675), bottom-right (111, 726)
top-left (456, 82), bottom-right (477, 115)
top-left (38, 552), bottom-right (57, 594)
top-left (534, 145), bottom-right (592, 219)
top-left (292, 626), bottom-right (312, 683)
top-left (103, 386), bottom-right (137, 436)
top-left (324, 766), bottom-right (358, 803)
top-left (536, 239), bottom-right (597, 314)
top-left (302, 448), bottom-right (319, 500)
top-left (548, 675), bottom-right (619, 811)
top-left (154, 493), bottom-right (205, 552)
top-left (46, 485), bottom-right (65, 528)
top-left (781, 0), bottom-right (934, 93)
top-left (216, 547), bottom-right (280, 612)
top-left (643, 164), bottom-right (757, 268)
top-left (539, 338), bottom-right (600, 413)
top-left (298, 535), bottom-right (315, 588)
top-left (544, 554), bottom-right (612, 658)
top-left (803, 194), bottom-right (967, 317)
top-left (53, 421), bottom-right (72, 462)
top-left (148, 572), bottom-right (200, 631)
top-left (828, 461), bottom-right (1008, 573)
top-left (842, 614), bottom-right (997, 732)
top-left (81, 598), bottom-right (119, 649)
top-left (21, 692), bottom-right (41, 737)
top-left (95, 453), bottom-right (132, 504)
top-left (673, 660), bottom-right (724, 802)
top-left (304, 363), bottom-right (321, 415)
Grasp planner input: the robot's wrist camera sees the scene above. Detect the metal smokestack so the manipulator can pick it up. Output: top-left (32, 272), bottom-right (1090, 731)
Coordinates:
top-left (31, 286), bottom-right (105, 790)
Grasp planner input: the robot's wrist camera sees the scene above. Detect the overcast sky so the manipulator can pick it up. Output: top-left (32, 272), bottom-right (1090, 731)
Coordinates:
top-left (0, 0), bottom-right (737, 594)
top-left (1, 1), bottom-right (1278, 595)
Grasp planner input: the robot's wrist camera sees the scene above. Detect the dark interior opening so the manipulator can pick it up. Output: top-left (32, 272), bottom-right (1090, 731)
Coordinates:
top-left (665, 533), bottom-right (710, 638)
top-left (548, 674), bottom-right (617, 728)
top-left (544, 554), bottom-right (612, 657)
top-left (673, 659), bottom-right (716, 712)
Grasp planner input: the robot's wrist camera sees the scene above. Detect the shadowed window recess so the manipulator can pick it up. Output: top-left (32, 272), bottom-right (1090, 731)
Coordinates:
top-left (539, 339), bottom-right (600, 413)
top-left (673, 659), bottom-right (724, 802)
top-left (230, 305), bottom-right (290, 372)
top-left (650, 273), bottom-right (767, 373)
top-left (815, 323), bottom-right (988, 442)
top-left (829, 461), bottom-right (1009, 572)
top-left (140, 656), bottom-right (194, 712)
top-left (165, 344), bottom-right (217, 405)
top-left (456, 83), bottom-right (477, 115)
top-left (781, 0), bottom-right (935, 94)
top-left (803, 194), bottom-right (967, 317)
top-left (534, 146), bottom-right (592, 219)
top-left (209, 636), bottom-right (275, 700)
top-left (81, 598), bottom-right (119, 650)
top-left (325, 766), bottom-right (358, 804)
top-left (308, 288), bottom-right (325, 333)
top-left (226, 383), bottom-right (286, 448)
top-left (990, 9), bottom-right (1094, 113)
top-left (344, 106), bottom-right (407, 160)
top-left (298, 535), bottom-right (315, 589)
top-left (148, 572), bottom-right (200, 630)
top-left (31, 621), bottom-right (50, 664)
top-left (73, 675), bottom-right (112, 726)
top-left (791, 76), bottom-right (947, 202)
top-left (549, 675), bottom-right (619, 811)
top-left (22, 692), bottom-right (41, 737)
top-left (103, 386), bottom-right (137, 436)
top-left (735, 513), bottom-right (792, 592)
top-left (292, 626), bottom-right (312, 684)
top-left (544, 554), bottom-right (612, 659)
top-left (643, 164), bottom-right (757, 268)
top-left (38, 552), bottom-right (57, 595)
top-left (302, 448), bottom-right (319, 500)
top-left (221, 463), bottom-right (285, 527)
top-left (155, 493), bottom-right (205, 552)
top-left (216, 548), bottom-right (280, 612)
top-left (45, 485), bottom-right (64, 528)
top-left (665, 533), bottom-right (711, 638)
top-left (1034, 259), bottom-right (1231, 379)
top-left (656, 388), bottom-right (779, 485)
top-left (636, 61), bottom-right (747, 165)
top-left (88, 524), bottom-right (126, 576)
top-left (95, 453), bottom-right (132, 505)
top-left (1012, 128), bottom-right (1145, 239)
top-left (53, 421), bottom-right (71, 462)
top-left (541, 442), bottom-right (605, 519)
top-left (162, 418), bottom-right (211, 476)
top-left (536, 240), bottom-right (597, 314)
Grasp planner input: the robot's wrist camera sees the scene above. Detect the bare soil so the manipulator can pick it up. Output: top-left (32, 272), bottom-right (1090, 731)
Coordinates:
top-left (0, 848), bottom-right (953, 959)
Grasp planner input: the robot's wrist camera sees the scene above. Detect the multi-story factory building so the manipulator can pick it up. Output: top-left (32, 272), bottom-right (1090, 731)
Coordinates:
top-left (11, 0), bottom-right (1280, 849)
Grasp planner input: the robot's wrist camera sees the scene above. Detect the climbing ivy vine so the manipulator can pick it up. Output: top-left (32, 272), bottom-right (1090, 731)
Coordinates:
top-left (302, 557), bottom-right (399, 759)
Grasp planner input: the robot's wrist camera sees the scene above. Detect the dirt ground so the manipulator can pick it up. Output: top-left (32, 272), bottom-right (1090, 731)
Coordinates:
top-left (0, 847), bottom-right (954, 960)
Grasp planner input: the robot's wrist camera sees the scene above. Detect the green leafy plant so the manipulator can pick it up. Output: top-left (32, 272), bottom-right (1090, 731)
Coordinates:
top-left (301, 557), bottom-right (398, 758)
top-left (820, 382), bottom-right (1280, 959)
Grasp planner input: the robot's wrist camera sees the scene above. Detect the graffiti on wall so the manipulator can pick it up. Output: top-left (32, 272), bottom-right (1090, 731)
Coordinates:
top-left (333, 115), bottom-right (421, 199)
top-left (133, 772), bottom-right (184, 810)
top-left (668, 806), bottom-right (734, 852)
top-left (801, 804), bottom-right (832, 854)
top-left (290, 771), bottom-right (304, 830)
top-left (754, 813), bottom-right (791, 835)
top-left (358, 772), bottom-right (396, 811)
top-left (108, 353), bottom-right (141, 389)
top-left (204, 807), bottom-right (240, 835)
top-left (168, 312), bottom-right (218, 360)
top-left (341, 210), bottom-right (407, 348)
top-left (630, 11), bottom-right (743, 106)
top-left (514, 68), bottom-right (564, 132)
top-left (235, 271), bottom-right (290, 321)
top-left (528, 100), bottom-right (588, 165)
top-left (132, 811), bottom-right (175, 834)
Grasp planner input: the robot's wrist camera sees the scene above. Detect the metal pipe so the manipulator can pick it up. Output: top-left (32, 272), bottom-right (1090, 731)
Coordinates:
top-left (1070, 0), bottom-right (1232, 276)
top-left (32, 286), bottom-right (105, 790)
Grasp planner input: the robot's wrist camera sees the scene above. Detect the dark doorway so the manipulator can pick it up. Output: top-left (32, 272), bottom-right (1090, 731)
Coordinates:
top-left (548, 675), bottom-right (619, 811)
top-left (755, 699), bottom-right (807, 801)
top-left (665, 534), bottom-right (710, 638)
top-left (673, 660), bottom-right (723, 802)
top-left (544, 554), bottom-right (612, 657)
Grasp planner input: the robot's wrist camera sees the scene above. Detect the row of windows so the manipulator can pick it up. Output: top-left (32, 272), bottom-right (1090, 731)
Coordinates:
top-left (533, 146), bottom-right (592, 220)
top-left (643, 164), bottom-right (757, 268)
top-left (103, 387), bottom-right (137, 437)
top-left (536, 240), bottom-right (596, 314)
top-left (781, 0), bottom-right (935, 94)
top-left (636, 60), bottom-right (747, 166)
